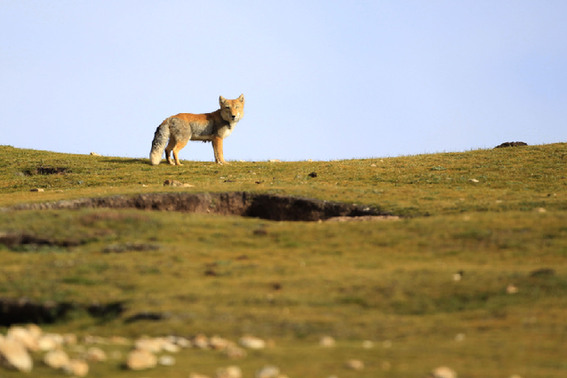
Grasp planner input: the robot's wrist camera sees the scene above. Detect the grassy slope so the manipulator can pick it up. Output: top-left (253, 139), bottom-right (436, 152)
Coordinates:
top-left (0, 143), bottom-right (566, 377)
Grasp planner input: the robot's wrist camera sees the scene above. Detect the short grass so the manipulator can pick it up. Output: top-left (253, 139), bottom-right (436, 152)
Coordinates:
top-left (0, 143), bottom-right (566, 377)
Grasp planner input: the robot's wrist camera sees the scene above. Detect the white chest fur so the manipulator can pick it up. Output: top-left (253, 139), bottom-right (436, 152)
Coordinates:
top-left (217, 125), bottom-right (234, 139)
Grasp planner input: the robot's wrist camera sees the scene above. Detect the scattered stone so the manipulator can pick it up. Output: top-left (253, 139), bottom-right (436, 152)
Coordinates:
top-left (455, 333), bottom-right (466, 342)
top-left (30, 188), bottom-right (45, 192)
top-left (193, 334), bottom-right (210, 349)
top-left (453, 270), bottom-right (464, 282)
top-left (7, 326), bottom-right (39, 351)
top-left (90, 152), bottom-right (102, 156)
top-left (494, 141), bottom-right (528, 148)
top-left (255, 365), bottom-right (280, 378)
top-left (429, 366), bottom-right (458, 378)
top-left (362, 340), bottom-right (374, 349)
top-left (126, 349), bottom-right (157, 370)
top-left (158, 355), bottom-right (176, 366)
top-left (536, 207), bottom-right (547, 213)
top-left (506, 284), bottom-right (519, 294)
top-left (468, 178), bottom-right (479, 183)
top-left (43, 349), bottom-right (70, 369)
top-left (224, 345), bottom-right (247, 359)
top-left (209, 335), bottom-right (232, 350)
top-left (345, 359), bottom-right (364, 371)
top-left (163, 179), bottom-right (194, 187)
top-left (268, 159), bottom-right (281, 163)
top-left (215, 365), bottom-right (242, 378)
top-left (63, 359), bottom-right (89, 377)
top-left (0, 336), bottom-right (33, 372)
top-left (319, 336), bottom-right (336, 347)
top-left (85, 346), bottom-right (107, 362)
top-left (38, 334), bottom-right (63, 351)
top-left (239, 335), bottom-right (266, 349)
top-left (308, 171), bottom-right (318, 178)
top-left (103, 243), bottom-right (160, 253)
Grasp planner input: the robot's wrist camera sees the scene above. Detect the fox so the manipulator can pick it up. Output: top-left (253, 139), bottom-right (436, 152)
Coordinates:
top-left (149, 94), bottom-right (244, 166)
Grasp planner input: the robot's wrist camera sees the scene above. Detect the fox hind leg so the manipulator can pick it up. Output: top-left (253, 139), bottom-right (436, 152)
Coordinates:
top-left (165, 139), bottom-right (176, 165)
top-left (172, 140), bottom-right (188, 166)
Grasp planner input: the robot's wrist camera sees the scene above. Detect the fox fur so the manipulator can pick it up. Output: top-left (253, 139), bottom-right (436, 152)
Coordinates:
top-left (149, 94), bottom-right (244, 165)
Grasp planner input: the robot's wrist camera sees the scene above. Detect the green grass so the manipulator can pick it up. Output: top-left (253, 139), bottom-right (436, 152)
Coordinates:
top-left (0, 143), bottom-right (566, 377)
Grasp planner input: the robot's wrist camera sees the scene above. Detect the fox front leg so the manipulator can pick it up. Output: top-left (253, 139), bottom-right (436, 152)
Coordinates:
top-left (212, 136), bottom-right (227, 165)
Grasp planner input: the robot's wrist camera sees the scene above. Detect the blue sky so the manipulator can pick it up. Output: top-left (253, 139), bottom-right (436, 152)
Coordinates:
top-left (1, 1), bottom-right (565, 162)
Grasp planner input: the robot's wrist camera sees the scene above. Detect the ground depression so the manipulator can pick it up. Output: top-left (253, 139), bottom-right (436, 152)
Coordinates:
top-left (8, 192), bottom-right (393, 222)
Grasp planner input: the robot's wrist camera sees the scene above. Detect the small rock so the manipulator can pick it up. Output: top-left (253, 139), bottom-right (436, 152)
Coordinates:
top-left (209, 336), bottom-right (232, 350)
top-left (7, 326), bottom-right (39, 351)
top-left (468, 178), bottom-right (479, 183)
top-left (134, 338), bottom-right (161, 353)
top-left (506, 284), bottom-right (519, 294)
top-left (63, 359), bottom-right (89, 377)
top-left (224, 345), bottom-right (247, 359)
top-left (256, 365), bottom-right (280, 378)
top-left (38, 334), bottom-right (64, 351)
top-left (346, 359), bottom-right (364, 371)
top-left (44, 349), bottom-right (70, 369)
top-left (30, 188), bottom-right (45, 192)
top-left (430, 366), bottom-right (458, 378)
top-left (0, 336), bottom-right (33, 372)
top-left (308, 171), bottom-right (318, 178)
top-left (494, 141), bottom-right (528, 148)
top-left (126, 349), bottom-right (157, 370)
top-left (319, 336), bottom-right (336, 347)
top-left (163, 179), bottom-right (194, 187)
top-left (453, 270), bottom-right (464, 282)
top-left (215, 365), bottom-right (242, 378)
top-left (268, 159), bottom-right (281, 163)
top-left (158, 355), bottom-right (176, 366)
top-left (239, 335), bottom-right (266, 349)
top-left (362, 340), bottom-right (375, 349)
top-left (90, 152), bottom-right (102, 156)
top-left (85, 346), bottom-right (107, 362)
top-left (454, 333), bottom-right (466, 342)
top-left (193, 334), bottom-right (210, 349)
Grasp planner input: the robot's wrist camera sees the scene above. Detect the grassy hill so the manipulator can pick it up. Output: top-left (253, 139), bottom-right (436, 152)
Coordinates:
top-left (0, 143), bottom-right (566, 377)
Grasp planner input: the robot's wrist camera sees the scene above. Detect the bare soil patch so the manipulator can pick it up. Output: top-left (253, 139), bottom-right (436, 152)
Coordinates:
top-left (9, 192), bottom-right (389, 222)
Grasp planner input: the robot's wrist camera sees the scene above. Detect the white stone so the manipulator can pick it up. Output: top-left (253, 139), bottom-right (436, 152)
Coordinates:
top-left (7, 326), bottom-right (39, 351)
top-left (44, 349), bottom-right (70, 369)
top-left (64, 359), bottom-right (89, 377)
top-left (239, 335), bottom-right (266, 349)
top-left (0, 336), bottom-right (33, 372)
top-left (85, 346), bottom-right (107, 362)
top-left (158, 355), bottom-right (176, 366)
top-left (319, 336), bottom-right (336, 347)
top-left (215, 365), bottom-right (242, 378)
top-left (346, 359), bottom-right (364, 371)
top-left (255, 365), bottom-right (280, 378)
top-left (126, 349), bottom-right (157, 370)
top-left (430, 366), bottom-right (458, 378)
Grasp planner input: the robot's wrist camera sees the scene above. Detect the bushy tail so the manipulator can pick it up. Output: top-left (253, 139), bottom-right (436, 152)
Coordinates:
top-left (149, 119), bottom-right (170, 165)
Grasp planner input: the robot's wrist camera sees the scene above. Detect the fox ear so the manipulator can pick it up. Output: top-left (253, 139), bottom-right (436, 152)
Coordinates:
top-left (219, 96), bottom-right (226, 105)
top-left (238, 94), bottom-right (244, 103)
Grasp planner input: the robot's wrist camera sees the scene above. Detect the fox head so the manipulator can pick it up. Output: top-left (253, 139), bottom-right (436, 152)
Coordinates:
top-left (219, 94), bottom-right (245, 124)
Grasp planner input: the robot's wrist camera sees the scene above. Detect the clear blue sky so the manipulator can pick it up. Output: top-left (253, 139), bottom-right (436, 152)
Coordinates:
top-left (1, 1), bottom-right (566, 161)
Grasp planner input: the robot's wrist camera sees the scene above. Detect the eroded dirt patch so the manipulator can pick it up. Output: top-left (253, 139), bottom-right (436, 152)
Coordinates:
top-left (0, 298), bottom-right (125, 326)
top-left (9, 192), bottom-right (390, 221)
top-left (22, 167), bottom-right (70, 176)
